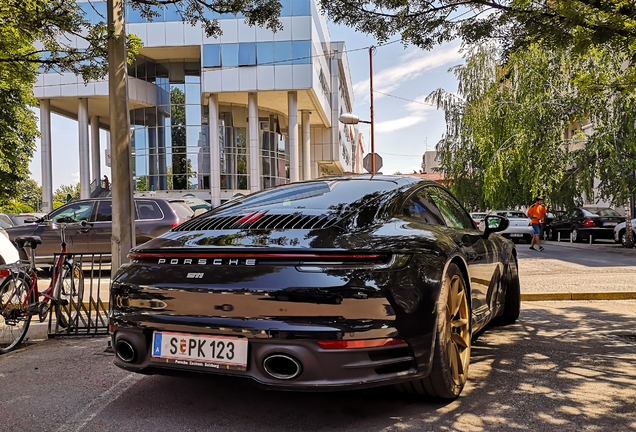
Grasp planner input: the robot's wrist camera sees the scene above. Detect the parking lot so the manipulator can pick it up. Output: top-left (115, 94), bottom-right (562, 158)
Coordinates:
top-left (2, 243), bottom-right (636, 432)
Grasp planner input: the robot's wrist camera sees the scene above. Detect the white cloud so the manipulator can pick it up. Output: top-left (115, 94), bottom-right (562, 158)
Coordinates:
top-left (375, 99), bottom-right (437, 134)
top-left (375, 115), bottom-right (425, 133)
top-left (353, 42), bottom-right (462, 102)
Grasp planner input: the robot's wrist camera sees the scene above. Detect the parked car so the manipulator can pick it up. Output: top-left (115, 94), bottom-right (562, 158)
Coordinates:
top-left (489, 210), bottom-right (534, 243)
top-left (614, 218), bottom-right (636, 246)
top-left (0, 227), bottom-right (19, 265)
top-left (469, 212), bottom-right (488, 224)
top-left (0, 214), bottom-right (13, 229)
top-left (547, 207), bottom-right (624, 243)
top-left (110, 175), bottom-right (520, 399)
top-left (5, 198), bottom-right (192, 266)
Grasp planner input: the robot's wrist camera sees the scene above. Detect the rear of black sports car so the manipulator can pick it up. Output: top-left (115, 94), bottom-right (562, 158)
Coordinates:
top-left (109, 178), bottom-right (451, 390)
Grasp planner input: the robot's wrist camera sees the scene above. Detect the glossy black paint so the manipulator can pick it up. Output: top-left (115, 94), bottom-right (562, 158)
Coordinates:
top-left (110, 176), bottom-right (517, 390)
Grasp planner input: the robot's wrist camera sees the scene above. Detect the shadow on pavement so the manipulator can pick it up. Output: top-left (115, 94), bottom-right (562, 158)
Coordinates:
top-left (90, 302), bottom-right (636, 431)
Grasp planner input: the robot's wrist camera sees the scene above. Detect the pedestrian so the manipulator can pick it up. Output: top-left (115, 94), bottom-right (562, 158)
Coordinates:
top-left (103, 175), bottom-right (109, 190)
top-left (527, 196), bottom-right (547, 251)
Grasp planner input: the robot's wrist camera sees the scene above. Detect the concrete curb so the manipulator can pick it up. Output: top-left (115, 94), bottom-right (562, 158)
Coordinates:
top-left (522, 292), bottom-right (636, 301)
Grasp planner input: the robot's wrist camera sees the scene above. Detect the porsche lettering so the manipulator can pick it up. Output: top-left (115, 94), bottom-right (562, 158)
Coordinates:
top-left (158, 258), bottom-right (256, 266)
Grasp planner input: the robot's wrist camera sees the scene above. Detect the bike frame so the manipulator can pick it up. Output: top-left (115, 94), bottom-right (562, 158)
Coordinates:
top-left (0, 224), bottom-right (72, 317)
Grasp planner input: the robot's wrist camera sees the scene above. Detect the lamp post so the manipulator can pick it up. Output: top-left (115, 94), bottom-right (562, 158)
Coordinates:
top-left (339, 47), bottom-right (377, 173)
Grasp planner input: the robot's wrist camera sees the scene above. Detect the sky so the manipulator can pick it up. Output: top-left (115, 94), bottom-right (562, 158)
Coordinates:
top-left (28, 19), bottom-right (464, 190)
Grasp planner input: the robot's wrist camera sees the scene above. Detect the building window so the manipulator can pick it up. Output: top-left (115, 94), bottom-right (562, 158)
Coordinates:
top-left (274, 41), bottom-right (293, 65)
top-left (257, 42), bottom-right (274, 65)
top-left (221, 44), bottom-right (239, 67)
top-left (292, 41), bottom-right (311, 64)
top-left (292, 0), bottom-right (311, 16)
top-left (202, 45), bottom-right (221, 68)
top-left (239, 43), bottom-right (257, 66)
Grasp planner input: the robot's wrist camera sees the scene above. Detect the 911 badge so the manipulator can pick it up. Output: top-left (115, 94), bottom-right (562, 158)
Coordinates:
top-left (186, 273), bottom-right (204, 279)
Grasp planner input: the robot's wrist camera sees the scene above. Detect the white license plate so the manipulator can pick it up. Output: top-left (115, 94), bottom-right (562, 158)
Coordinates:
top-left (151, 331), bottom-right (248, 371)
top-left (605, 222), bottom-right (617, 227)
top-left (509, 233), bottom-right (524, 237)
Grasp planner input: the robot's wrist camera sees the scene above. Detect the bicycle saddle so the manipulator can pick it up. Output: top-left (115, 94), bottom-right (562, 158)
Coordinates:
top-left (14, 236), bottom-right (42, 249)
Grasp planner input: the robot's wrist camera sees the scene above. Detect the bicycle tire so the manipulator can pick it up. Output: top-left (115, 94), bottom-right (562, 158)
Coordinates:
top-left (0, 273), bottom-right (33, 354)
top-left (53, 261), bottom-right (84, 329)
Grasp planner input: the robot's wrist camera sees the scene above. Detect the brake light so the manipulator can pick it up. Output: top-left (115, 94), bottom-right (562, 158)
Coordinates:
top-left (0, 269), bottom-right (9, 278)
top-left (583, 218), bottom-right (596, 227)
top-left (171, 221), bottom-right (179, 229)
top-left (236, 211), bottom-right (266, 225)
top-left (317, 338), bottom-right (406, 349)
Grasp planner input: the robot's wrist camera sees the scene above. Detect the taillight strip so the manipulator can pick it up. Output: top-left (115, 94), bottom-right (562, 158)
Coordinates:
top-left (128, 252), bottom-right (383, 260)
top-left (317, 338), bottom-right (407, 349)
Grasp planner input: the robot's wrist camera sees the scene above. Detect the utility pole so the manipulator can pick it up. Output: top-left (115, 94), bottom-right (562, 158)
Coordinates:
top-left (107, 0), bottom-right (135, 268)
top-left (369, 46), bottom-right (375, 174)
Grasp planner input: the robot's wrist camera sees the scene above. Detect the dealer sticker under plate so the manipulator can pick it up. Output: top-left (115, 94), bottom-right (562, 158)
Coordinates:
top-left (151, 331), bottom-right (248, 371)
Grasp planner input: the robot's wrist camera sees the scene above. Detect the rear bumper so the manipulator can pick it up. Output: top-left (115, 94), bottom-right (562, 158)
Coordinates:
top-left (110, 325), bottom-right (432, 390)
top-left (580, 227), bottom-right (616, 240)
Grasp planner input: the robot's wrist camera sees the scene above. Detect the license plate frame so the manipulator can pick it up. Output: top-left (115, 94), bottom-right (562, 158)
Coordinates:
top-left (509, 233), bottom-right (524, 237)
top-left (151, 331), bottom-right (248, 371)
top-left (604, 222), bottom-right (617, 227)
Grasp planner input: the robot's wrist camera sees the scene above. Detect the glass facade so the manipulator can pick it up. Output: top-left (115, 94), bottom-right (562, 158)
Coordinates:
top-left (129, 58), bottom-right (204, 192)
top-left (202, 41), bottom-right (311, 68)
top-left (78, 0), bottom-right (312, 24)
top-left (127, 56), bottom-right (289, 194)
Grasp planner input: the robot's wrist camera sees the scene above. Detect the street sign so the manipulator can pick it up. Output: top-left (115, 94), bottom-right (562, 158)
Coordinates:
top-left (363, 153), bottom-right (383, 173)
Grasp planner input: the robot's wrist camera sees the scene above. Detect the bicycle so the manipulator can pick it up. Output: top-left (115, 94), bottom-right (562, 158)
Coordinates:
top-left (0, 222), bottom-right (85, 354)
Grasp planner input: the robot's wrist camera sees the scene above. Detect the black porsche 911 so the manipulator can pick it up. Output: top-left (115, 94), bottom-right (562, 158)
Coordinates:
top-left (109, 175), bottom-right (520, 399)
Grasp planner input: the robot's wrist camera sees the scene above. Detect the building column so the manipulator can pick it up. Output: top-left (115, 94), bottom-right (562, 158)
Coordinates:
top-left (302, 110), bottom-right (311, 180)
top-left (288, 91), bottom-right (299, 183)
top-left (78, 98), bottom-right (90, 199)
top-left (90, 116), bottom-right (101, 187)
top-left (208, 94), bottom-right (221, 207)
top-left (248, 92), bottom-right (260, 193)
top-left (40, 99), bottom-right (53, 212)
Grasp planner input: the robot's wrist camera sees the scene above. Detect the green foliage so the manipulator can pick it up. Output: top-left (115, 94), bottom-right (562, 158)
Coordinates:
top-left (53, 183), bottom-right (80, 203)
top-left (320, 1), bottom-right (636, 54)
top-left (14, 178), bottom-right (42, 211)
top-left (0, 201), bottom-right (34, 213)
top-left (430, 42), bottom-right (636, 211)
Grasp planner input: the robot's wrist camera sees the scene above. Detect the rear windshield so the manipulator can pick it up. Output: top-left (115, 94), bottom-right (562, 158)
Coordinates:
top-left (584, 208), bottom-right (621, 217)
top-left (0, 215), bottom-right (12, 228)
top-left (169, 202), bottom-right (194, 219)
top-left (213, 180), bottom-right (397, 213)
top-left (496, 211), bottom-right (527, 218)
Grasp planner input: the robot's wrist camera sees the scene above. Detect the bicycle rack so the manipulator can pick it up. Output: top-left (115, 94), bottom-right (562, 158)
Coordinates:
top-left (48, 253), bottom-right (110, 337)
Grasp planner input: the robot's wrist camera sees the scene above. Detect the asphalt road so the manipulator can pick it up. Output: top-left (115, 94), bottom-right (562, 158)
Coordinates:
top-left (2, 300), bottom-right (635, 432)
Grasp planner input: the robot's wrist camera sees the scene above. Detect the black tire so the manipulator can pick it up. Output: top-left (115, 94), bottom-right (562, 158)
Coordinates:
top-left (619, 229), bottom-right (626, 246)
top-left (543, 228), bottom-right (553, 241)
top-left (571, 227), bottom-right (580, 243)
top-left (53, 261), bottom-right (84, 329)
top-left (396, 263), bottom-right (471, 399)
top-left (0, 273), bottom-right (33, 354)
top-left (493, 258), bottom-right (521, 325)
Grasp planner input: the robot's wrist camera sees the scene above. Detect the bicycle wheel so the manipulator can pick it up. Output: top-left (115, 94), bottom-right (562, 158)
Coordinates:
top-left (53, 261), bottom-right (84, 329)
top-left (0, 273), bottom-right (33, 354)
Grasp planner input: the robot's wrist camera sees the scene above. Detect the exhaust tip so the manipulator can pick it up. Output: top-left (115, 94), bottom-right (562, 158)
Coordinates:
top-left (263, 354), bottom-right (302, 380)
top-left (116, 339), bottom-right (137, 363)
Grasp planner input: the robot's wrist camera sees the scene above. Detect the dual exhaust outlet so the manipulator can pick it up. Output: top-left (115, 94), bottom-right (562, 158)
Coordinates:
top-left (115, 336), bottom-right (302, 380)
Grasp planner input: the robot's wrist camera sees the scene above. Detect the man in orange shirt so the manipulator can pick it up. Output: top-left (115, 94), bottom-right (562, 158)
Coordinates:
top-left (527, 196), bottom-right (548, 251)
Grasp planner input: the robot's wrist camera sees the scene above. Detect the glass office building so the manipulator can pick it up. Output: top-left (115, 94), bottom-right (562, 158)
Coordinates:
top-left (34, 0), bottom-right (361, 210)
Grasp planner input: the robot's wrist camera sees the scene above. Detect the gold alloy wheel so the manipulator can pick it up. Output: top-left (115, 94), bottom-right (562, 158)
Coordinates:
top-left (446, 274), bottom-right (471, 385)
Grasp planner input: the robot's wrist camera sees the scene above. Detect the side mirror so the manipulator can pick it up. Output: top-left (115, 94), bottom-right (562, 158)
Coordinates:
top-left (482, 215), bottom-right (509, 237)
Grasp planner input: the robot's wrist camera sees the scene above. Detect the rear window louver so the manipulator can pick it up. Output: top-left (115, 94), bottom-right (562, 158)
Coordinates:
top-left (172, 213), bottom-right (336, 232)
